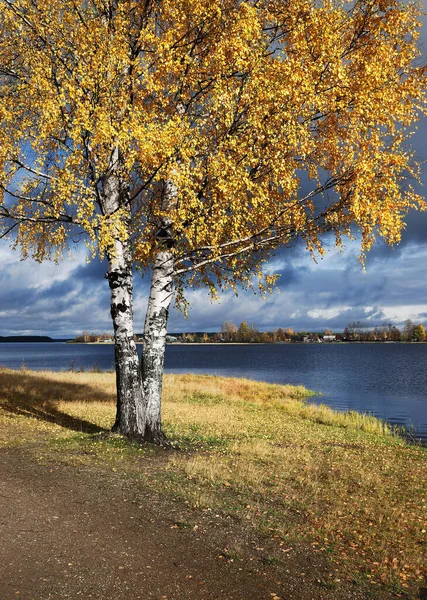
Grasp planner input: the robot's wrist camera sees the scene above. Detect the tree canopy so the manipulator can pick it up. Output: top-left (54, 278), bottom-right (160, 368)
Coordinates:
top-left (1, 0), bottom-right (425, 291)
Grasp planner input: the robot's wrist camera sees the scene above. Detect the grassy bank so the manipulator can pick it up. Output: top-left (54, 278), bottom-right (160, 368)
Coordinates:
top-left (0, 368), bottom-right (425, 598)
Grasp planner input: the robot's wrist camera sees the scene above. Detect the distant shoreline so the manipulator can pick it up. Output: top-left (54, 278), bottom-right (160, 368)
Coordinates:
top-left (2, 338), bottom-right (426, 345)
top-left (0, 337), bottom-right (70, 343)
top-left (65, 340), bottom-right (427, 345)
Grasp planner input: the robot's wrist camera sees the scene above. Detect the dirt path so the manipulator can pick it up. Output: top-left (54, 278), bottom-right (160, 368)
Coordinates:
top-left (0, 448), bottom-right (384, 600)
top-left (0, 448), bottom-right (294, 600)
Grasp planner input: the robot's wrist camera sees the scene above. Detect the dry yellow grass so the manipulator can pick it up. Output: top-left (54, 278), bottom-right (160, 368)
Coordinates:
top-left (0, 368), bottom-right (426, 596)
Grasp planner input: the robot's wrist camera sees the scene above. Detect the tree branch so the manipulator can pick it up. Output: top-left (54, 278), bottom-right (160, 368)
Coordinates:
top-left (175, 175), bottom-right (349, 265)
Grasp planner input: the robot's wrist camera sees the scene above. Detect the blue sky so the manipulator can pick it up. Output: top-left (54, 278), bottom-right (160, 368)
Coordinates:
top-left (1, 10), bottom-right (426, 338)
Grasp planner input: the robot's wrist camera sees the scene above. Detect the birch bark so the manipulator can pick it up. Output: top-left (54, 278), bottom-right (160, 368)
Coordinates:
top-left (141, 179), bottom-right (176, 444)
top-left (107, 237), bottom-right (145, 439)
top-left (102, 154), bottom-right (145, 439)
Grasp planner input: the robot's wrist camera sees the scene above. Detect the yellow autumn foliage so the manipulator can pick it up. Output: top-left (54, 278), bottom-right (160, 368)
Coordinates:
top-left (0, 0), bottom-right (425, 296)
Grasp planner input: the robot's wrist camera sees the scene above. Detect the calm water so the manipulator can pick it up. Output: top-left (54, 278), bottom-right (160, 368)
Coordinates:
top-left (1, 342), bottom-right (427, 441)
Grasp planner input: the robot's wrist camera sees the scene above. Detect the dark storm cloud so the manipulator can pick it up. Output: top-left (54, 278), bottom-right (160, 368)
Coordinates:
top-left (0, 252), bottom-right (159, 336)
top-left (301, 269), bottom-right (388, 308)
top-left (72, 257), bottom-right (109, 282)
top-left (399, 211), bottom-right (427, 247)
top-left (268, 256), bottom-right (307, 285)
top-left (0, 253), bottom-right (112, 336)
top-left (284, 306), bottom-right (389, 332)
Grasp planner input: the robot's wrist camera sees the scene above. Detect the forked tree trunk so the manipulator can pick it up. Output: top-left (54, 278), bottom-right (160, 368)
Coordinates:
top-left (107, 238), bottom-right (145, 439)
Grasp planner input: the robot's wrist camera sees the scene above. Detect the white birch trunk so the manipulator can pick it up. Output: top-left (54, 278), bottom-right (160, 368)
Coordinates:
top-left (141, 248), bottom-right (174, 444)
top-left (102, 155), bottom-right (145, 440)
top-left (107, 238), bottom-right (145, 439)
top-left (141, 178), bottom-right (176, 444)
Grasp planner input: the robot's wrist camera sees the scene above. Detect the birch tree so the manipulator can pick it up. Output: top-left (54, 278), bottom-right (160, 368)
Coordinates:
top-left (1, 0), bottom-right (425, 443)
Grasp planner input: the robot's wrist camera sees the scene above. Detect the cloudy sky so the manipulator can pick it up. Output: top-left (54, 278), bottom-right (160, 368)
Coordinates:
top-left (1, 11), bottom-right (427, 338)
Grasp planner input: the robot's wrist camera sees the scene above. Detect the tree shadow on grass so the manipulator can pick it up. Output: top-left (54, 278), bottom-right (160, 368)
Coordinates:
top-left (0, 369), bottom-right (114, 434)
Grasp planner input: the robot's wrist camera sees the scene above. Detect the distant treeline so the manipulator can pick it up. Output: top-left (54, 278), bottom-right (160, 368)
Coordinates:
top-left (172, 322), bottom-right (332, 343)
top-left (343, 320), bottom-right (426, 342)
top-left (172, 319), bottom-right (427, 343)
top-left (71, 332), bottom-right (113, 343)
top-left (173, 322), bottom-right (302, 343)
top-left (70, 319), bottom-right (427, 345)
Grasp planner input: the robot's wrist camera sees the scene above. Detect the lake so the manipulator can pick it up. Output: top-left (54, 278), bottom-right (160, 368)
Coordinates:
top-left (0, 342), bottom-right (426, 442)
